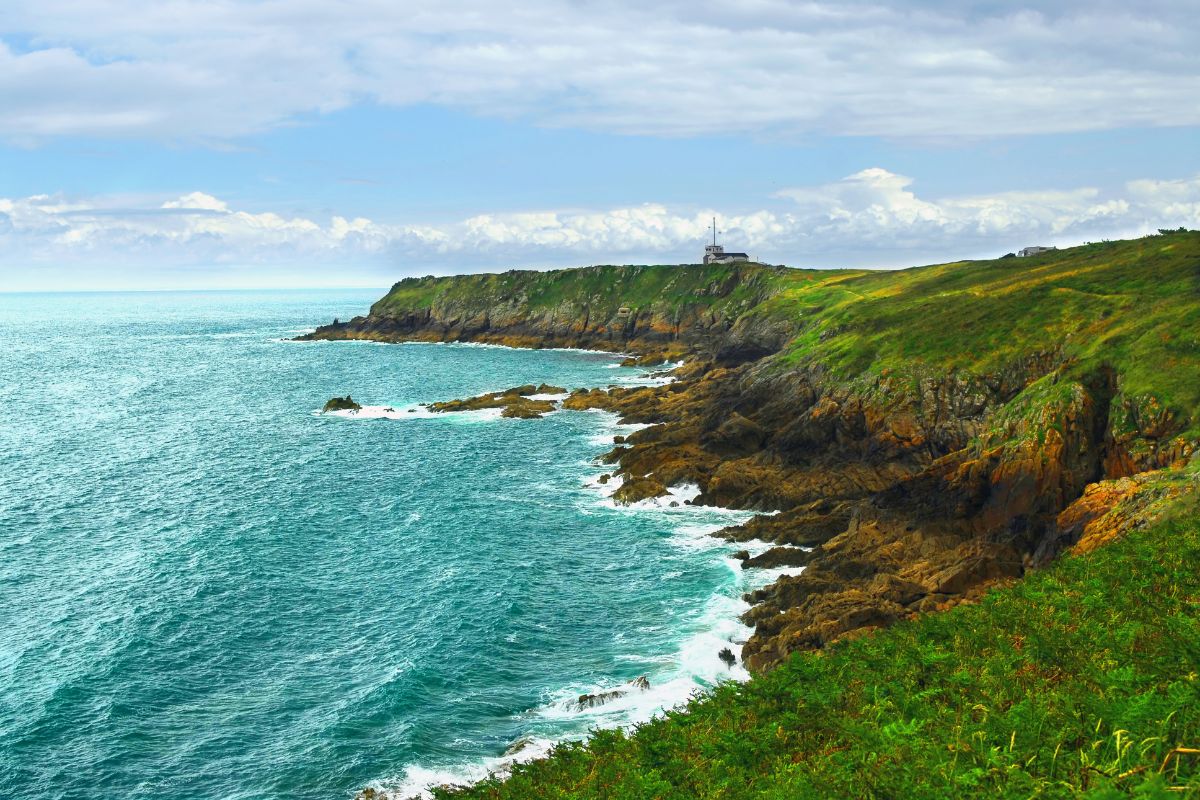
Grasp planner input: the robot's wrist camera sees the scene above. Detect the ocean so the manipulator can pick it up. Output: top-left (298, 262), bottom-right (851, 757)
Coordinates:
top-left (0, 289), bottom-right (789, 800)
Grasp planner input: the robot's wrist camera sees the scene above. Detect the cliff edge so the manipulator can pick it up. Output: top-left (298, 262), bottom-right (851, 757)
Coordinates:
top-left (305, 234), bottom-right (1200, 673)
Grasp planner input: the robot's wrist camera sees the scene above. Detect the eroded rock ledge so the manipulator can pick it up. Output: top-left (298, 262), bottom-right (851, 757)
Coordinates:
top-left (301, 254), bottom-right (1198, 673)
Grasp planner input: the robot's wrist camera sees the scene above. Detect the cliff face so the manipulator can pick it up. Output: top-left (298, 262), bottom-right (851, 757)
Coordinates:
top-left (304, 234), bottom-right (1200, 672)
top-left (301, 263), bottom-right (807, 363)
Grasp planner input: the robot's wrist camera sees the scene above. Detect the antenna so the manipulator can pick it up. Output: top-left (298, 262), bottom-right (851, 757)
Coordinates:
top-left (712, 216), bottom-right (718, 247)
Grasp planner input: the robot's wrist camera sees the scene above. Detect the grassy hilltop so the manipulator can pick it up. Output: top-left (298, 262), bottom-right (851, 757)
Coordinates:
top-left (363, 233), bottom-right (1199, 432)
top-left (339, 232), bottom-right (1200, 799)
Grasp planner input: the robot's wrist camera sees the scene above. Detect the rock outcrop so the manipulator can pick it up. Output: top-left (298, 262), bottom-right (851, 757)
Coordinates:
top-left (297, 263), bottom-right (802, 364)
top-left (322, 395), bottom-right (362, 412)
top-left (428, 384), bottom-right (566, 418)
top-left (303, 237), bottom-right (1200, 674)
top-left (577, 676), bottom-right (651, 710)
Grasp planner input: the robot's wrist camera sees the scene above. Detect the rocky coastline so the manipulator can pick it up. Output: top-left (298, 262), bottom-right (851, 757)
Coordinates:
top-left (302, 246), bottom-right (1198, 673)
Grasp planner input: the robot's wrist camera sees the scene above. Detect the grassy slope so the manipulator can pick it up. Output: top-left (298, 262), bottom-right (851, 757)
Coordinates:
top-left (759, 233), bottom-right (1200, 435)
top-left (413, 233), bottom-right (1200, 799)
top-left (369, 262), bottom-right (814, 321)
top-left (372, 234), bottom-right (1200, 434)
top-left (445, 467), bottom-right (1200, 799)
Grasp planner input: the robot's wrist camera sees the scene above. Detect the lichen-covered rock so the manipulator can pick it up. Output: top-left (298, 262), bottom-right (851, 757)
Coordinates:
top-left (611, 476), bottom-right (668, 505)
top-left (428, 386), bottom-right (559, 418)
top-left (741, 546), bottom-right (810, 570)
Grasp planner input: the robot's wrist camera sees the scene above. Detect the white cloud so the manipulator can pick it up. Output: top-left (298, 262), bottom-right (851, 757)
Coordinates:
top-left (1, 1), bottom-right (1198, 141)
top-left (1, 170), bottom-right (1198, 287)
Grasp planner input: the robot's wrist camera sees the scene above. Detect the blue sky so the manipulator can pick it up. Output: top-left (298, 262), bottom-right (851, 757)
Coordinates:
top-left (1, 1), bottom-right (1199, 290)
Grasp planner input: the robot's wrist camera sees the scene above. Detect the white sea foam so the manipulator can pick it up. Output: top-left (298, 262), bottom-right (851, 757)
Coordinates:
top-left (613, 373), bottom-right (676, 387)
top-left (368, 399), bottom-right (798, 800)
top-left (368, 736), bottom-right (558, 800)
top-left (318, 404), bottom-right (503, 422)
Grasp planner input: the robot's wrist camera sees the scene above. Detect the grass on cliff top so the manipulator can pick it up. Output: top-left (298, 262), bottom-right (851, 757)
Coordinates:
top-left (441, 476), bottom-right (1200, 800)
top-left (370, 262), bottom-right (813, 319)
top-left (770, 232), bottom-right (1200, 427)
top-left (370, 233), bottom-right (1200, 431)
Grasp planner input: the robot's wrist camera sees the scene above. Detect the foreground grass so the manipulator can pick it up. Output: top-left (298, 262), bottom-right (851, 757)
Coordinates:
top-left (442, 488), bottom-right (1200, 799)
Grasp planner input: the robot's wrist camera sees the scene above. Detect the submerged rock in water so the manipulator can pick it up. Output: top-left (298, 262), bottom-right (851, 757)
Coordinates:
top-left (577, 675), bottom-right (650, 710)
top-left (718, 647), bottom-right (737, 667)
top-left (322, 395), bottom-right (362, 412)
top-left (503, 735), bottom-right (542, 758)
top-left (577, 688), bottom-right (626, 710)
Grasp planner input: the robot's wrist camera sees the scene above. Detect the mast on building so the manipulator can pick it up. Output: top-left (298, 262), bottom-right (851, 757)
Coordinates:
top-left (703, 216), bottom-right (749, 264)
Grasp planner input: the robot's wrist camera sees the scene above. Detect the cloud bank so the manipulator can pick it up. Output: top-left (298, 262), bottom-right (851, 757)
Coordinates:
top-left (2, 1), bottom-right (1199, 141)
top-left (3, 168), bottom-right (1198, 288)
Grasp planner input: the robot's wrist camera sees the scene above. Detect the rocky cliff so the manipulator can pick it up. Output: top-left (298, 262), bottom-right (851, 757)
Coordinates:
top-left (305, 233), bottom-right (1200, 672)
top-left (300, 262), bottom-right (807, 364)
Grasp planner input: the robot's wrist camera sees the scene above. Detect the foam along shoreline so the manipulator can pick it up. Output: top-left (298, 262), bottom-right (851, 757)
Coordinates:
top-left (318, 404), bottom-right (503, 421)
top-left (365, 410), bottom-right (801, 800)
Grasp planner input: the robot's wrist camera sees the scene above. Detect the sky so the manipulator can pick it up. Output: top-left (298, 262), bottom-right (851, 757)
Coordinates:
top-left (1, 0), bottom-right (1199, 290)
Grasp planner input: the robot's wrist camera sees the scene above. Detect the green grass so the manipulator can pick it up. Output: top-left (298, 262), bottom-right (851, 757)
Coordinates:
top-left (357, 234), bottom-right (1200, 799)
top-left (441, 480), bottom-right (1200, 799)
top-left (767, 234), bottom-right (1200, 436)
top-left (370, 233), bottom-right (1200, 439)
top-left (369, 262), bottom-right (815, 327)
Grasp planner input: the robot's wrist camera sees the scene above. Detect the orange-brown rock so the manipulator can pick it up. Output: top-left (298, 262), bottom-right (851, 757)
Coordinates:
top-left (428, 386), bottom-right (559, 418)
top-left (304, 276), bottom-right (1197, 674)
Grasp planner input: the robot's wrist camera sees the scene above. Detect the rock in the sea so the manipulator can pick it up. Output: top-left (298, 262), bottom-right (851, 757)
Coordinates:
top-left (732, 549), bottom-right (751, 561)
top-left (741, 546), bottom-right (811, 570)
top-left (612, 476), bottom-right (669, 505)
top-left (577, 676), bottom-right (650, 710)
top-left (322, 395), bottom-right (362, 412)
top-left (598, 473), bottom-right (611, 485)
top-left (500, 398), bottom-right (557, 418)
top-left (503, 736), bottom-right (541, 757)
top-left (577, 688), bottom-right (626, 710)
top-left (429, 386), bottom-right (558, 418)
top-left (718, 647), bottom-right (737, 667)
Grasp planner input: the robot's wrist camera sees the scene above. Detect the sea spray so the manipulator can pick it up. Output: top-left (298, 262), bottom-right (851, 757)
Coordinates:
top-left (0, 297), bottom-right (793, 800)
top-left (371, 411), bottom-right (796, 800)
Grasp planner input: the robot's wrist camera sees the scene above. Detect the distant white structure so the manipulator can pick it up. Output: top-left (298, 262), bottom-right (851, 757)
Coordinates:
top-left (703, 217), bottom-right (749, 264)
top-left (1018, 246), bottom-right (1057, 257)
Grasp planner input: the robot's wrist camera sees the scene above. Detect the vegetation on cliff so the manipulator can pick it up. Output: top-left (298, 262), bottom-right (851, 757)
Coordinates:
top-left (318, 232), bottom-right (1200, 798)
top-left (438, 476), bottom-right (1200, 799)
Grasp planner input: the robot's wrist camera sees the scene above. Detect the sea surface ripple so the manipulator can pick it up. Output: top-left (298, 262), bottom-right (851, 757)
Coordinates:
top-left (0, 290), bottom-right (776, 800)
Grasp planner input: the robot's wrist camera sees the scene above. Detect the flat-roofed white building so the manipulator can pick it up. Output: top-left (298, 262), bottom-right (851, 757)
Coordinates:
top-left (703, 218), bottom-right (749, 264)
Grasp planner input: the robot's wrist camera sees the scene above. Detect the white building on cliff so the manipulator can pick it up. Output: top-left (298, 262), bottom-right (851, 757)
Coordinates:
top-left (703, 218), bottom-right (749, 264)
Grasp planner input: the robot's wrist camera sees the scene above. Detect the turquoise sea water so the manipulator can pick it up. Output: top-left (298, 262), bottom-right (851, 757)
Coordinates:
top-left (0, 290), bottom-right (780, 800)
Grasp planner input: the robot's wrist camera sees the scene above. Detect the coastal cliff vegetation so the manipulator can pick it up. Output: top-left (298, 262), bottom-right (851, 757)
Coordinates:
top-left (308, 232), bottom-right (1200, 797)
